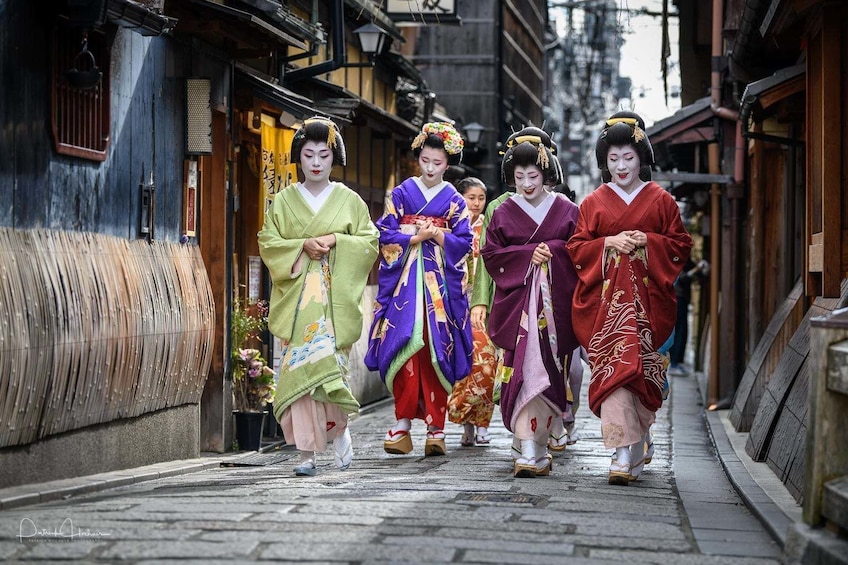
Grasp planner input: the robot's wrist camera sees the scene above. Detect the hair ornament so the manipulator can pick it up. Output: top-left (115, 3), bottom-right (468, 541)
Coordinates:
top-left (303, 117), bottom-right (337, 149)
top-left (507, 134), bottom-right (542, 148)
top-left (595, 111), bottom-right (654, 182)
top-left (412, 122), bottom-right (464, 155)
top-left (537, 143), bottom-right (549, 169)
top-left (291, 116), bottom-right (347, 166)
top-left (605, 117), bottom-right (638, 127)
top-left (500, 125), bottom-right (562, 186)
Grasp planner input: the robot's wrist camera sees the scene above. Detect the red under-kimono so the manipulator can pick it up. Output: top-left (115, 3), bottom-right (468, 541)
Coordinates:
top-left (567, 182), bottom-right (692, 417)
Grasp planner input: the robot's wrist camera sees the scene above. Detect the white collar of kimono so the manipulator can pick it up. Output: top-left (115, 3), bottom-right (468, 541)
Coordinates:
top-left (412, 177), bottom-right (449, 202)
top-left (297, 182), bottom-right (334, 214)
top-left (511, 190), bottom-right (555, 225)
top-left (608, 181), bottom-right (647, 205)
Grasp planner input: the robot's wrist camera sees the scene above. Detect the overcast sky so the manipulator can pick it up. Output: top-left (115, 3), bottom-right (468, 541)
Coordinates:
top-left (615, 0), bottom-right (682, 125)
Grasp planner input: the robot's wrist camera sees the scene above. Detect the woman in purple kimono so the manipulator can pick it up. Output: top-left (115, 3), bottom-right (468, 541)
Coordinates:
top-left (482, 126), bottom-right (580, 478)
top-left (365, 122), bottom-right (474, 457)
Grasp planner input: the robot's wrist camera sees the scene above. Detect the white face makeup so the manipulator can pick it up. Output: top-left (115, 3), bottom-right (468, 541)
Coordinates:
top-left (514, 164), bottom-right (547, 206)
top-left (418, 145), bottom-right (449, 188)
top-left (606, 144), bottom-right (642, 192)
top-left (300, 140), bottom-right (334, 187)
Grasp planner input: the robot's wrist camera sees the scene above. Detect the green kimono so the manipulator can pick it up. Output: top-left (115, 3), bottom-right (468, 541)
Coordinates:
top-left (470, 191), bottom-right (513, 310)
top-left (258, 182), bottom-right (378, 420)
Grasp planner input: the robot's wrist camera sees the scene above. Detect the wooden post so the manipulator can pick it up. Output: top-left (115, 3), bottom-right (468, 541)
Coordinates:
top-left (804, 309), bottom-right (848, 526)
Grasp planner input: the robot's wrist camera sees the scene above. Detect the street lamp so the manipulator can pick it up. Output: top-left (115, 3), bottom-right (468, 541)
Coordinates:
top-left (463, 122), bottom-right (485, 145)
top-left (353, 22), bottom-right (387, 61)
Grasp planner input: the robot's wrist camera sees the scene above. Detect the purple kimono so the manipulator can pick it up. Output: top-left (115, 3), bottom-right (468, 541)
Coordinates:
top-left (365, 178), bottom-right (474, 392)
top-left (482, 194), bottom-right (580, 432)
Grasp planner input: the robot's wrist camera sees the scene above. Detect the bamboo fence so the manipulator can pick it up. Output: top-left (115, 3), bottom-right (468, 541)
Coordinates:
top-left (0, 228), bottom-right (215, 448)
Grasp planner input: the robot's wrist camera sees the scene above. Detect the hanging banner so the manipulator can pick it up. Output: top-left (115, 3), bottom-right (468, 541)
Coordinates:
top-left (260, 122), bottom-right (297, 226)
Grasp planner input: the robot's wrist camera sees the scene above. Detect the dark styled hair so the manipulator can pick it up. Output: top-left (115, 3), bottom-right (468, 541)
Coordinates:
top-left (456, 176), bottom-right (486, 195)
top-left (595, 111), bottom-right (654, 183)
top-left (290, 117), bottom-right (346, 166)
top-left (500, 126), bottom-right (563, 187)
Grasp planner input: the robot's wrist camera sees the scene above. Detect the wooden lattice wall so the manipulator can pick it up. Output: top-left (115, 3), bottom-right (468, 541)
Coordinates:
top-left (0, 229), bottom-right (215, 448)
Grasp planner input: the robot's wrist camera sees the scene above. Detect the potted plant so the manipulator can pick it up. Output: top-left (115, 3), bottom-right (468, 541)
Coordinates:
top-left (231, 297), bottom-right (276, 450)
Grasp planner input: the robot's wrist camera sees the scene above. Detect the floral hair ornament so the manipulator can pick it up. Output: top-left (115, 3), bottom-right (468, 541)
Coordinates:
top-left (411, 122), bottom-right (465, 156)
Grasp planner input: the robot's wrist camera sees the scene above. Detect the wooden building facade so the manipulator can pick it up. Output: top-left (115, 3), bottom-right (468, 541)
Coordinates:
top-left (400, 0), bottom-right (550, 194)
top-left (0, 0), bottom-right (431, 488)
top-left (650, 0), bottom-right (848, 552)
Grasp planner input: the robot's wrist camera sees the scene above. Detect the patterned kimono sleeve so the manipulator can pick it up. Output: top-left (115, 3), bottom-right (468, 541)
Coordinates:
top-left (375, 188), bottom-right (413, 274)
top-left (442, 195), bottom-right (473, 266)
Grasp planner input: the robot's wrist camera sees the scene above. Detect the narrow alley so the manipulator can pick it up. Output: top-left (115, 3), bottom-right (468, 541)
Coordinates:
top-left (0, 370), bottom-right (784, 563)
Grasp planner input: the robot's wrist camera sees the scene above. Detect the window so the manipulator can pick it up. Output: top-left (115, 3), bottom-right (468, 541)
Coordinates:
top-left (51, 21), bottom-right (111, 161)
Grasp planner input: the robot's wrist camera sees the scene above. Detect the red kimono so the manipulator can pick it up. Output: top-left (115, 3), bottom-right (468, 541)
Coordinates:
top-left (567, 182), bottom-right (692, 416)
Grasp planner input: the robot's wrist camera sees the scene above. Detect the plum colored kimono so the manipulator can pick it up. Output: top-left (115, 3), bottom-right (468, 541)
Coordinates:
top-left (567, 182), bottom-right (692, 417)
top-left (482, 193), bottom-right (580, 432)
top-left (365, 178), bottom-right (474, 393)
top-left (258, 182), bottom-right (378, 420)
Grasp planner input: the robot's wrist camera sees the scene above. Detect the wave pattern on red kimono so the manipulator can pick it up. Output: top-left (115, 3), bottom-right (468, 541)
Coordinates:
top-left (567, 182), bottom-right (693, 416)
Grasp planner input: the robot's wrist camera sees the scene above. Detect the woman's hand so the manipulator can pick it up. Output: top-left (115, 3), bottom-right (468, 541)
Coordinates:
top-left (628, 230), bottom-right (647, 247)
top-left (471, 305), bottom-right (488, 331)
top-left (531, 242), bottom-right (552, 265)
top-left (316, 234), bottom-right (337, 249)
top-left (412, 221), bottom-right (442, 246)
top-left (303, 237), bottom-right (330, 260)
top-left (604, 232), bottom-right (638, 254)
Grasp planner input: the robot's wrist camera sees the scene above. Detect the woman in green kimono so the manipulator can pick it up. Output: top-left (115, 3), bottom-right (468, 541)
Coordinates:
top-left (258, 117), bottom-right (378, 476)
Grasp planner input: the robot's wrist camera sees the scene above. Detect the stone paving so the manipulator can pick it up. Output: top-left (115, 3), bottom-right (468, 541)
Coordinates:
top-left (0, 370), bottom-right (783, 563)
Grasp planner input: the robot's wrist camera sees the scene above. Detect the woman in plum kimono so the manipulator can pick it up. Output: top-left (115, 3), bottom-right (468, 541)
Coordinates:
top-left (482, 126), bottom-right (580, 478)
top-left (365, 122), bottom-right (473, 457)
top-left (258, 117), bottom-right (378, 477)
top-left (566, 111), bottom-right (692, 485)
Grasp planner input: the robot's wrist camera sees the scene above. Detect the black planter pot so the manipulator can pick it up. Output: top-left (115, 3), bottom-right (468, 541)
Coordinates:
top-left (234, 410), bottom-right (266, 451)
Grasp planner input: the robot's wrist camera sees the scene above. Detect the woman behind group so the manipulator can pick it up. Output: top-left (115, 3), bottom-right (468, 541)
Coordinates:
top-left (258, 117), bottom-right (379, 477)
top-left (567, 111), bottom-right (692, 485)
top-left (365, 122), bottom-right (473, 457)
top-left (448, 177), bottom-right (498, 447)
top-left (482, 126), bottom-right (580, 478)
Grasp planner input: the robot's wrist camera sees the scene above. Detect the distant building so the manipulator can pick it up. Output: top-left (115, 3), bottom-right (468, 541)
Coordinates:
top-left (396, 0), bottom-right (550, 195)
top-left (546, 0), bottom-right (626, 201)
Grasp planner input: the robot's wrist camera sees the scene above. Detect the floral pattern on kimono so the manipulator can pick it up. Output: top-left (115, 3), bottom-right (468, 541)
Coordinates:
top-left (364, 177), bottom-right (474, 393)
top-left (448, 216), bottom-right (497, 427)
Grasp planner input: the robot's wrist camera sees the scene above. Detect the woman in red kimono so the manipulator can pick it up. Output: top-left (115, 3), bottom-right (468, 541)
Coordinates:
top-left (567, 111), bottom-right (692, 485)
top-left (482, 126), bottom-right (580, 478)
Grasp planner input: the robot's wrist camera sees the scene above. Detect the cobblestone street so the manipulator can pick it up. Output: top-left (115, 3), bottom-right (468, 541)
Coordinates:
top-left (0, 372), bottom-right (783, 563)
